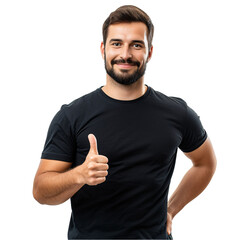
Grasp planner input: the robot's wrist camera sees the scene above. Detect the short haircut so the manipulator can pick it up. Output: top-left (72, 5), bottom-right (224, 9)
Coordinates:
top-left (102, 5), bottom-right (154, 52)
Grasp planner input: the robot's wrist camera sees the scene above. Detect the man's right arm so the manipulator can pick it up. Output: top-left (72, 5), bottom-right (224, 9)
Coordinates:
top-left (33, 134), bottom-right (109, 205)
top-left (33, 159), bottom-right (85, 205)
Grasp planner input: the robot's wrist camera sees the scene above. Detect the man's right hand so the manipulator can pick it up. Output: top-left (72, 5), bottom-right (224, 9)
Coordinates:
top-left (33, 133), bottom-right (108, 205)
top-left (79, 134), bottom-right (109, 186)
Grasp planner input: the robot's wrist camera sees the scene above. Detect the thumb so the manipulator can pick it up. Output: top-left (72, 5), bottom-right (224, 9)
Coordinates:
top-left (88, 134), bottom-right (99, 155)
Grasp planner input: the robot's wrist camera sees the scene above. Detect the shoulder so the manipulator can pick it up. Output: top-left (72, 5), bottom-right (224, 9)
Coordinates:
top-left (59, 88), bottom-right (99, 117)
top-left (150, 87), bottom-right (188, 114)
top-left (49, 88), bottom-right (99, 127)
top-left (63, 88), bottom-right (98, 110)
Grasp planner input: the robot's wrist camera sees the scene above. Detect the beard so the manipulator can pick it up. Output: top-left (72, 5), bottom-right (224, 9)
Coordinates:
top-left (104, 54), bottom-right (147, 86)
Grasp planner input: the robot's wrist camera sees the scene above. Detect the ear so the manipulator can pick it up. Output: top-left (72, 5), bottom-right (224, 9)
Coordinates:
top-left (147, 45), bottom-right (153, 63)
top-left (100, 42), bottom-right (105, 59)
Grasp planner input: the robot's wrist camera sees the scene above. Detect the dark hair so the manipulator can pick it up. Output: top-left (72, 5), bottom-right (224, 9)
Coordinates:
top-left (102, 5), bottom-right (154, 52)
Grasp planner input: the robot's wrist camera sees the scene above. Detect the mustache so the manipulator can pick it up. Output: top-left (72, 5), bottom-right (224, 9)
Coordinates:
top-left (111, 58), bottom-right (140, 67)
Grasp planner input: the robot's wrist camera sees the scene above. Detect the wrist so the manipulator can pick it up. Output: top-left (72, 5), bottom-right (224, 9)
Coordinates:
top-left (72, 165), bottom-right (86, 186)
top-left (167, 206), bottom-right (176, 219)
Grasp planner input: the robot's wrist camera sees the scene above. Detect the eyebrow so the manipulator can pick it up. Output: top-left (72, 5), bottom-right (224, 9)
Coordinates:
top-left (109, 39), bottom-right (145, 46)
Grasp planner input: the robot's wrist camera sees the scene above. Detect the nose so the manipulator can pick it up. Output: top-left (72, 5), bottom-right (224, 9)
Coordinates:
top-left (120, 44), bottom-right (133, 60)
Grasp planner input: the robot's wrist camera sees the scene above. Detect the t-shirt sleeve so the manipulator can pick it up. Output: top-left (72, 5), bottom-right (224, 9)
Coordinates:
top-left (41, 106), bottom-right (75, 162)
top-left (179, 103), bottom-right (207, 153)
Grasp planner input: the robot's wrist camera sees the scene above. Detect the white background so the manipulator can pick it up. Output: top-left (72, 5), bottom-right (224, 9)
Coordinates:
top-left (0, 0), bottom-right (239, 239)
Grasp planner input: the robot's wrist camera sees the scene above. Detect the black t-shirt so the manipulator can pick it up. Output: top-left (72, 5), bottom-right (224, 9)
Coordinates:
top-left (41, 85), bottom-right (207, 239)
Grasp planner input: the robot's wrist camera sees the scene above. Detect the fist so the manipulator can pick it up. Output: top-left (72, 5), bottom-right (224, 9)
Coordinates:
top-left (80, 134), bottom-right (109, 186)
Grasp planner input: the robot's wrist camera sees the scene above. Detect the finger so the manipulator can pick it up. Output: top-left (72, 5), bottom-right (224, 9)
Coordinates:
top-left (95, 171), bottom-right (108, 178)
top-left (166, 220), bottom-right (172, 235)
top-left (88, 134), bottom-right (99, 155)
top-left (96, 163), bottom-right (109, 170)
top-left (167, 226), bottom-right (171, 235)
top-left (96, 155), bottom-right (108, 164)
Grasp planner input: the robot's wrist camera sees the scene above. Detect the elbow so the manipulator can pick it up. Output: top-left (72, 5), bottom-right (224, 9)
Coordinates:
top-left (32, 180), bottom-right (46, 205)
top-left (205, 157), bottom-right (217, 179)
top-left (213, 160), bottom-right (217, 175)
top-left (210, 155), bottom-right (217, 176)
top-left (207, 156), bottom-right (217, 182)
top-left (33, 188), bottom-right (44, 205)
top-left (33, 192), bottom-right (42, 205)
top-left (32, 182), bottom-right (64, 206)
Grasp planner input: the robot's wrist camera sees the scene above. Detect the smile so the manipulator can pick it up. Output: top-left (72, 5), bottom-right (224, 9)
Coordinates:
top-left (116, 64), bottom-right (136, 69)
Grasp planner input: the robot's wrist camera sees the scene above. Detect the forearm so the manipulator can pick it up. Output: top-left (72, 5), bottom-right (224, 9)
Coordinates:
top-left (168, 164), bottom-right (215, 218)
top-left (33, 167), bottom-right (85, 205)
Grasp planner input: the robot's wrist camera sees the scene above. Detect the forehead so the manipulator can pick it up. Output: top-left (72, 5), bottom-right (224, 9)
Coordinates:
top-left (107, 22), bottom-right (148, 43)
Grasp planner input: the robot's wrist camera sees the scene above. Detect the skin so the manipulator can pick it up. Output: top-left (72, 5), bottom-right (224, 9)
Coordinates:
top-left (33, 22), bottom-right (217, 235)
top-left (167, 137), bottom-right (217, 234)
top-left (33, 134), bottom-right (108, 205)
top-left (100, 22), bottom-right (153, 100)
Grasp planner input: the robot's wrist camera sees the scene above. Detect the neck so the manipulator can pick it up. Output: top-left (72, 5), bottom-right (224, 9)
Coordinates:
top-left (101, 76), bottom-right (147, 101)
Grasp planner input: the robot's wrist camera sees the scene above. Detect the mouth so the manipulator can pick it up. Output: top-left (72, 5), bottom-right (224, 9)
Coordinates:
top-left (111, 59), bottom-right (140, 69)
top-left (116, 63), bottom-right (136, 69)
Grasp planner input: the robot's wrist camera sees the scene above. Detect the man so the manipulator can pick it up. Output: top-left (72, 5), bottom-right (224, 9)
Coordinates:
top-left (33, 5), bottom-right (217, 239)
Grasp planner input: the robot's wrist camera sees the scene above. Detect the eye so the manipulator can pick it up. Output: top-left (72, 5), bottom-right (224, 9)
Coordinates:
top-left (112, 42), bottom-right (121, 47)
top-left (132, 44), bottom-right (142, 49)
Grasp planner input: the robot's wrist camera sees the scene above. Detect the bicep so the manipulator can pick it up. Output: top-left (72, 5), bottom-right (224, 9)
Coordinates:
top-left (183, 137), bottom-right (217, 170)
top-left (35, 159), bottom-right (72, 177)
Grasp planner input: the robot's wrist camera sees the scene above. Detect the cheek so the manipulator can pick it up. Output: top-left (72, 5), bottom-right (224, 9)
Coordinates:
top-left (135, 52), bottom-right (147, 64)
top-left (138, 58), bottom-right (146, 68)
top-left (105, 52), bottom-right (117, 65)
top-left (105, 47), bottom-right (119, 58)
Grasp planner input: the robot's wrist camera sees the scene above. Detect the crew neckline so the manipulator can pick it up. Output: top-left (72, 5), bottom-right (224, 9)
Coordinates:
top-left (98, 84), bottom-right (151, 103)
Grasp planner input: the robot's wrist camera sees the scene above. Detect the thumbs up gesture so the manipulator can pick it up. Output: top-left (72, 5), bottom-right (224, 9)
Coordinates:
top-left (80, 134), bottom-right (109, 186)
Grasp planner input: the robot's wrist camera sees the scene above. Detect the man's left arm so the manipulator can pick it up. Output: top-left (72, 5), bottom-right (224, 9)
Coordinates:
top-left (167, 137), bottom-right (217, 234)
